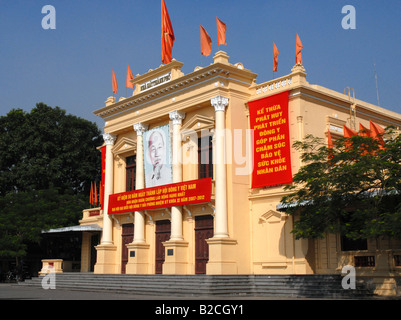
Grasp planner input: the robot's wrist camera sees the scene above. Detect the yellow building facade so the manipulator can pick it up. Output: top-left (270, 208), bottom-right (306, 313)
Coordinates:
top-left (77, 51), bottom-right (401, 293)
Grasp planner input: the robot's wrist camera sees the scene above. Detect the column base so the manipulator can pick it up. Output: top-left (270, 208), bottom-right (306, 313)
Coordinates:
top-left (206, 237), bottom-right (238, 275)
top-left (93, 244), bottom-right (118, 274)
top-left (125, 242), bottom-right (151, 274)
top-left (162, 240), bottom-right (189, 274)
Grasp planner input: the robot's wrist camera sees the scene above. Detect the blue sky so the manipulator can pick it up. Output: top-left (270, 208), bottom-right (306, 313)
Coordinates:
top-left (1, 0), bottom-right (400, 130)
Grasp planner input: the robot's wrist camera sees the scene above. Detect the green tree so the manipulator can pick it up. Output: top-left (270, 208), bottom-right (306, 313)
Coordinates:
top-left (0, 103), bottom-right (102, 266)
top-left (0, 103), bottom-right (102, 195)
top-left (281, 128), bottom-right (401, 241)
top-left (0, 188), bottom-right (86, 260)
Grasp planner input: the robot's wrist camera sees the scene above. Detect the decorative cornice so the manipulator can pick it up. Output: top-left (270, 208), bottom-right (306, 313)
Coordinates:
top-left (169, 110), bottom-right (186, 125)
top-left (211, 95), bottom-right (229, 112)
top-left (103, 133), bottom-right (117, 146)
top-left (94, 67), bottom-right (226, 118)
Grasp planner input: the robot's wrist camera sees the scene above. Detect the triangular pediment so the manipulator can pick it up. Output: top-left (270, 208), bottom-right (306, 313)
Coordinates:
top-left (181, 114), bottom-right (215, 134)
top-left (259, 210), bottom-right (286, 224)
top-left (112, 137), bottom-right (137, 155)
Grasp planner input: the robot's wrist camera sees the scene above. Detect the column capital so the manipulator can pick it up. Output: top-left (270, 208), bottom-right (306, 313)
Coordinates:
top-left (103, 133), bottom-right (117, 146)
top-left (133, 123), bottom-right (148, 136)
top-left (211, 96), bottom-right (229, 112)
top-left (169, 110), bottom-right (186, 125)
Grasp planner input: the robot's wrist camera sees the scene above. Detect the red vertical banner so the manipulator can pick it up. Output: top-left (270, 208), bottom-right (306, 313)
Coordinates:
top-left (248, 91), bottom-right (292, 188)
top-left (100, 145), bottom-right (106, 210)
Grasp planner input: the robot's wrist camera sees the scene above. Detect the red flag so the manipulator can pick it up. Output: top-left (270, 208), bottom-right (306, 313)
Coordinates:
top-left (343, 125), bottom-right (358, 138)
top-left (328, 131), bottom-right (333, 162)
top-left (273, 41), bottom-right (279, 72)
top-left (216, 17), bottom-right (227, 46)
top-left (100, 145), bottom-right (106, 210)
top-left (94, 181), bottom-right (98, 205)
top-left (370, 121), bottom-right (385, 147)
top-left (200, 25), bottom-right (212, 57)
top-left (161, 0), bottom-right (175, 64)
top-left (328, 131), bottom-right (333, 149)
top-left (112, 69), bottom-right (118, 94)
top-left (343, 125), bottom-right (357, 151)
top-left (359, 123), bottom-right (371, 155)
top-left (90, 181), bottom-right (94, 205)
top-left (99, 182), bottom-right (103, 206)
top-left (359, 123), bottom-right (371, 137)
top-left (295, 33), bottom-right (303, 65)
top-left (126, 64), bottom-right (134, 89)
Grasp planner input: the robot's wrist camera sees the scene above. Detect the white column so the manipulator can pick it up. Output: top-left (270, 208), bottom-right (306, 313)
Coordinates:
top-left (101, 132), bottom-right (117, 245)
top-left (133, 122), bottom-right (148, 243)
top-left (211, 96), bottom-right (229, 238)
top-left (169, 110), bottom-right (185, 241)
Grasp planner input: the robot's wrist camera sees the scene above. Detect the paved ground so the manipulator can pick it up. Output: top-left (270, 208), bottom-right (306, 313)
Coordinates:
top-left (1, 282), bottom-right (398, 320)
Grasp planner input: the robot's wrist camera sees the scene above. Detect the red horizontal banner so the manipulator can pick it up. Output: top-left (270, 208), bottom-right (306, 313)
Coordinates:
top-left (108, 178), bottom-right (212, 215)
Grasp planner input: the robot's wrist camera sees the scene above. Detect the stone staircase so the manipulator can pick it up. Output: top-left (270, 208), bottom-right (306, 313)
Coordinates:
top-left (18, 273), bottom-right (374, 298)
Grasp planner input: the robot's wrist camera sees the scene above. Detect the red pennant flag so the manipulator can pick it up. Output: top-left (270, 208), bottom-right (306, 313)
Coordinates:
top-left (216, 17), bottom-right (227, 46)
top-left (273, 41), bottom-right (279, 72)
top-left (161, 0), bottom-right (175, 64)
top-left (343, 125), bottom-right (357, 151)
top-left (99, 180), bottom-right (103, 206)
top-left (328, 131), bottom-right (333, 162)
top-left (343, 125), bottom-right (358, 138)
top-left (359, 123), bottom-right (371, 137)
top-left (112, 69), bottom-right (118, 94)
top-left (100, 145), bottom-right (106, 210)
top-left (328, 131), bottom-right (333, 148)
top-left (126, 64), bottom-right (134, 89)
top-left (370, 121), bottom-right (386, 147)
top-left (90, 181), bottom-right (94, 205)
top-left (200, 25), bottom-right (212, 57)
top-left (295, 33), bottom-right (303, 65)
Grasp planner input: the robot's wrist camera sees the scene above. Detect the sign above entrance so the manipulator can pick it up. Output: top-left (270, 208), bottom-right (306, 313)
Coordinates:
top-left (108, 177), bottom-right (212, 215)
top-left (140, 72), bottom-right (171, 92)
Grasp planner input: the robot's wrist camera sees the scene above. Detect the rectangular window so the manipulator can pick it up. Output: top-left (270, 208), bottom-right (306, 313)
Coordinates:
top-left (354, 256), bottom-right (375, 267)
top-left (198, 136), bottom-right (213, 179)
top-left (126, 155), bottom-right (136, 191)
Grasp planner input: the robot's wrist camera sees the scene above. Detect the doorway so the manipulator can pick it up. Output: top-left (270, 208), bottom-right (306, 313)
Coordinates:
top-left (155, 220), bottom-right (171, 274)
top-left (195, 215), bottom-right (213, 274)
top-left (90, 234), bottom-right (100, 272)
top-left (121, 223), bottom-right (134, 274)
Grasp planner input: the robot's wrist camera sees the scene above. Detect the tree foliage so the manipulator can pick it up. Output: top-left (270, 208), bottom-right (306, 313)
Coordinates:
top-left (0, 103), bottom-right (102, 261)
top-left (0, 188), bottom-right (86, 259)
top-left (0, 103), bottom-right (102, 195)
top-left (281, 128), bottom-right (401, 240)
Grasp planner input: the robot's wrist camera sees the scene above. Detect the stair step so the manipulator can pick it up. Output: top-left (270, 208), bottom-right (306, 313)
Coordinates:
top-left (18, 273), bottom-right (374, 298)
